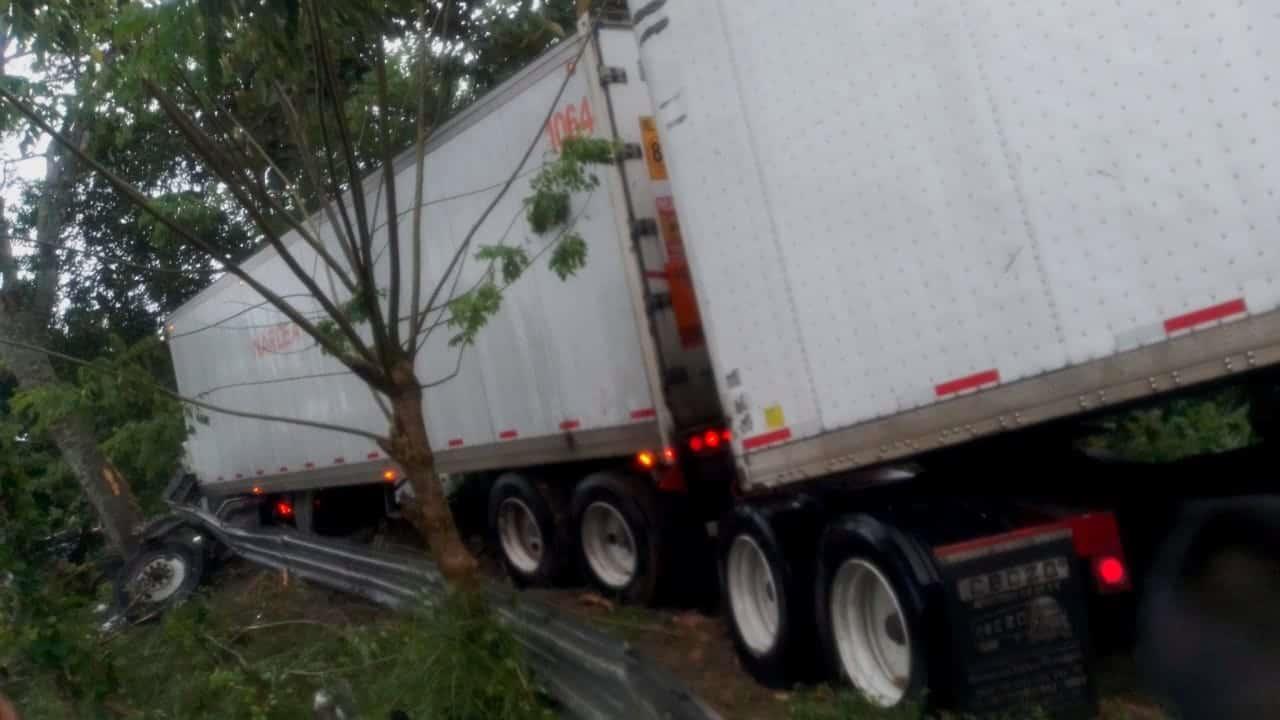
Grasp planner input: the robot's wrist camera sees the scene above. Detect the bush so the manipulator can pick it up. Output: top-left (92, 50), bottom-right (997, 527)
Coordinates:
top-left (3, 570), bottom-right (553, 720)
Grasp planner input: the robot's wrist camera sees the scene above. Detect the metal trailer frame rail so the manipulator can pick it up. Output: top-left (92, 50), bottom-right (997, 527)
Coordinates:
top-left (173, 507), bottom-right (720, 720)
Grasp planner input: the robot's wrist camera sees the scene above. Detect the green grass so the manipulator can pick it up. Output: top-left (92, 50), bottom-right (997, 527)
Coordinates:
top-left (4, 566), bottom-right (554, 720)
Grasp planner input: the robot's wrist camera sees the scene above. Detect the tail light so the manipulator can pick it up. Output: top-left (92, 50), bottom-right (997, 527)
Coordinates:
top-left (1094, 556), bottom-right (1128, 589)
top-left (382, 468), bottom-right (398, 482)
top-left (274, 500), bottom-right (294, 518)
top-left (1067, 512), bottom-right (1132, 593)
top-left (687, 428), bottom-right (731, 455)
top-left (636, 450), bottom-right (656, 469)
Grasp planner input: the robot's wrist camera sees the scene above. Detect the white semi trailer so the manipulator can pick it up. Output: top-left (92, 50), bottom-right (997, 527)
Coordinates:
top-left (166, 4), bottom-right (1280, 714)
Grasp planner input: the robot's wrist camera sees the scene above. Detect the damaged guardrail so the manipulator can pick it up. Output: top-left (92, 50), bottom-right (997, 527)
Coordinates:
top-left (172, 507), bottom-right (720, 720)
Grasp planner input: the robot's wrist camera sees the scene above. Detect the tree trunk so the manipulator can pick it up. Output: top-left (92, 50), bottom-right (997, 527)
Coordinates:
top-left (383, 360), bottom-right (479, 587)
top-left (0, 304), bottom-right (144, 557)
top-left (0, 100), bottom-right (144, 559)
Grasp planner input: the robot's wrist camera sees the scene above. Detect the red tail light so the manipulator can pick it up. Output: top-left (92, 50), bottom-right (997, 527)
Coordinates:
top-left (1094, 555), bottom-right (1128, 589)
top-left (721, 429), bottom-right (732, 442)
top-left (662, 447), bottom-right (677, 464)
top-left (689, 435), bottom-right (704, 452)
top-left (703, 430), bottom-right (721, 449)
top-left (275, 500), bottom-right (294, 518)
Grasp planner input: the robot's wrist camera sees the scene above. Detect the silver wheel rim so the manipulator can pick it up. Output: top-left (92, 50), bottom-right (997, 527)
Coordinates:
top-left (581, 501), bottom-right (637, 589)
top-left (726, 535), bottom-right (780, 656)
top-left (497, 498), bottom-right (544, 575)
top-left (134, 556), bottom-right (187, 603)
top-left (830, 558), bottom-right (911, 706)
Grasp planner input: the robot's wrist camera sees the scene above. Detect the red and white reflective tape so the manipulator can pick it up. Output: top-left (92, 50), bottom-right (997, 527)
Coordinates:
top-left (742, 427), bottom-right (792, 451)
top-left (499, 429), bottom-right (519, 440)
top-left (630, 407), bottom-right (657, 420)
top-left (367, 451), bottom-right (380, 460)
top-left (935, 369), bottom-right (1001, 398)
top-left (560, 419), bottom-right (581, 431)
top-left (333, 456), bottom-right (346, 464)
top-left (447, 438), bottom-right (465, 448)
top-left (1164, 298), bottom-right (1247, 335)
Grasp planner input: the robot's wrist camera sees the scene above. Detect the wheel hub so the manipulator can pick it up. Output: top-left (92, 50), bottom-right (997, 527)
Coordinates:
top-left (830, 558), bottom-right (911, 706)
top-left (497, 498), bottom-right (544, 575)
top-left (726, 535), bottom-right (781, 656)
top-left (132, 555), bottom-right (187, 604)
top-left (581, 501), bottom-right (637, 589)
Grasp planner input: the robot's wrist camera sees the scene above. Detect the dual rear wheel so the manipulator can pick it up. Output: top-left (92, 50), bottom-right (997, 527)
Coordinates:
top-left (489, 471), bottom-right (662, 605)
top-left (721, 509), bottom-right (928, 708)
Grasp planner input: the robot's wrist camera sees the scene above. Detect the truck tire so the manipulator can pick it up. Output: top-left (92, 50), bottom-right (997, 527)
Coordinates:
top-left (815, 518), bottom-right (929, 708)
top-left (1137, 498), bottom-right (1280, 720)
top-left (114, 540), bottom-right (204, 620)
top-left (720, 506), bottom-right (816, 687)
top-left (572, 472), bottom-right (662, 605)
top-left (489, 473), bottom-right (569, 587)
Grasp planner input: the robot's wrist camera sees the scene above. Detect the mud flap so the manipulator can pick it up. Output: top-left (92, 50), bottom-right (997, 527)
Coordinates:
top-left (934, 526), bottom-right (1097, 719)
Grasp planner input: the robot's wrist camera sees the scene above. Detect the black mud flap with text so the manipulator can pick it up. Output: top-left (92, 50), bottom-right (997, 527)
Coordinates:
top-left (935, 526), bottom-right (1098, 719)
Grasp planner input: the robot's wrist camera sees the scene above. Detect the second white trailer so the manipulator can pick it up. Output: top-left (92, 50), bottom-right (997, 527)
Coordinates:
top-left (168, 24), bottom-right (717, 497)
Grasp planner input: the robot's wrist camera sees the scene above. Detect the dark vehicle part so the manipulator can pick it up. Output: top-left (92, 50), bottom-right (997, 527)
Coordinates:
top-left (572, 471), bottom-right (662, 604)
top-left (815, 514), bottom-right (932, 708)
top-left (114, 540), bottom-right (204, 620)
top-left (1138, 497), bottom-right (1280, 720)
top-left (489, 472), bottom-right (571, 586)
top-left (719, 502), bottom-right (819, 687)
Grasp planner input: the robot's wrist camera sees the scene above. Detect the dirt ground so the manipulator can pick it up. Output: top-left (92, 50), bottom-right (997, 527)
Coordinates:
top-left (207, 555), bottom-right (1165, 719)
top-left (528, 588), bottom-right (793, 720)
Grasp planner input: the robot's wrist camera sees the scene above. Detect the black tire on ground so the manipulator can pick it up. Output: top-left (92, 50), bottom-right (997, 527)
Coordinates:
top-left (114, 540), bottom-right (205, 619)
top-left (719, 505), bottom-right (817, 687)
top-left (1137, 498), bottom-right (1280, 720)
top-left (488, 472), bottom-right (570, 587)
top-left (571, 471), bottom-right (662, 605)
top-left (814, 518), bottom-right (930, 708)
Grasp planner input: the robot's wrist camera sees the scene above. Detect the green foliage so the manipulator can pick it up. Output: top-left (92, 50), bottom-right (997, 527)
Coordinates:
top-left (786, 686), bottom-right (922, 720)
top-left (446, 282), bottom-right (504, 348)
top-left (475, 244), bottom-right (531, 285)
top-left (525, 188), bottom-right (571, 234)
top-left (1081, 388), bottom-right (1256, 463)
top-left (313, 288), bottom-right (386, 359)
top-left (524, 136), bottom-right (617, 234)
top-left (4, 572), bottom-right (553, 720)
top-left (548, 231), bottom-right (588, 281)
top-left (6, 337), bottom-right (188, 513)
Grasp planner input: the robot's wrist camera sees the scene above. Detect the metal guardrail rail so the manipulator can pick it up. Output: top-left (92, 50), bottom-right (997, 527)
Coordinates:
top-left (174, 507), bottom-right (721, 720)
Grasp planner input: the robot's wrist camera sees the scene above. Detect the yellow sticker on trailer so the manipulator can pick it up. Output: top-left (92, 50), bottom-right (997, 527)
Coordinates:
top-left (764, 404), bottom-right (786, 430)
top-left (640, 117), bottom-right (668, 181)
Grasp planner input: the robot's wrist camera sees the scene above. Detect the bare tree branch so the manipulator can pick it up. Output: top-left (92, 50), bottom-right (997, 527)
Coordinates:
top-left (168, 294), bottom-right (321, 339)
top-left (194, 370), bottom-right (354, 399)
top-left (17, 237), bottom-right (224, 276)
top-left (274, 81), bottom-right (363, 276)
top-left (407, 0), bottom-right (453, 342)
top-left (142, 79), bottom-right (382, 373)
top-left (0, 336), bottom-right (387, 442)
top-left (416, 37), bottom-right (593, 357)
top-left (307, 8), bottom-right (393, 368)
top-left (375, 41), bottom-right (403, 350)
top-left (0, 82), bottom-right (380, 380)
top-left (173, 70), bottom-right (360, 296)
